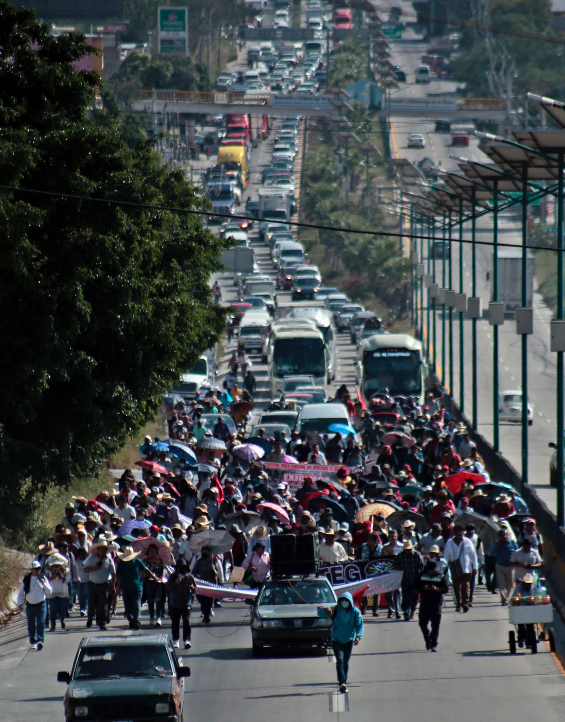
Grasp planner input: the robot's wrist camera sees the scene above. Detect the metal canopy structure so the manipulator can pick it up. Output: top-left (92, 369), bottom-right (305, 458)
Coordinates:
top-left (482, 144), bottom-right (560, 180)
top-left (514, 130), bottom-right (565, 155)
top-left (526, 93), bottom-right (565, 129)
top-left (459, 162), bottom-right (526, 193)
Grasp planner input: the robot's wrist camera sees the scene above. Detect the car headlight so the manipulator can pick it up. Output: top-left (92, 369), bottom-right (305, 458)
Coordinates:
top-left (155, 702), bottom-right (170, 714)
top-left (296, 288), bottom-right (301, 292)
top-left (263, 620), bottom-right (282, 628)
top-left (74, 707), bottom-right (89, 718)
top-left (252, 618), bottom-right (263, 629)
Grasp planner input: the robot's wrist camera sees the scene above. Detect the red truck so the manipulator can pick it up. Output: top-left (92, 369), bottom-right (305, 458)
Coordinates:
top-left (225, 114), bottom-right (251, 142)
top-left (334, 6), bottom-right (352, 28)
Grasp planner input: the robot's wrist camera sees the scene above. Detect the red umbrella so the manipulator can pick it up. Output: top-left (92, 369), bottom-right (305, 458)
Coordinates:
top-left (257, 502), bottom-right (290, 526)
top-left (301, 490), bottom-right (329, 507)
top-left (135, 460), bottom-right (169, 476)
top-left (132, 537), bottom-right (174, 566)
top-left (163, 481), bottom-right (180, 498)
top-left (444, 471), bottom-right (486, 495)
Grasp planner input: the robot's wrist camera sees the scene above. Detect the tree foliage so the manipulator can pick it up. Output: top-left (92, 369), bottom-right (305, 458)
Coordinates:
top-left (0, 1), bottom-right (228, 519)
top-left (329, 38), bottom-right (368, 89)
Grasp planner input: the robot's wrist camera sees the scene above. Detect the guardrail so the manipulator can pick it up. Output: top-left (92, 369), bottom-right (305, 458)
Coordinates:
top-left (136, 90), bottom-right (272, 106)
top-left (457, 98), bottom-right (504, 110)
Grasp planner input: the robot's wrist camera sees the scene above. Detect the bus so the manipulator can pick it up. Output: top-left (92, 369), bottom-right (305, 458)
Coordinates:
top-left (356, 334), bottom-right (428, 404)
top-left (268, 327), bottom-right (327, 397)
top-left (287, 307), bottom-right (336, 382)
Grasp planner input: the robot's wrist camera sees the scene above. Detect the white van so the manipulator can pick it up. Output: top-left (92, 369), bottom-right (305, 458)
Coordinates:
top-left (173, 355), bottom-right (210, 399)
top-left (245, 70), bottom-right (261, 84)
top-left (238, 310), bottom-right (271, 353)
top-left (298, 402), bottom-right (354, 438)
top-left (416, 64), bottom-right (431, 84)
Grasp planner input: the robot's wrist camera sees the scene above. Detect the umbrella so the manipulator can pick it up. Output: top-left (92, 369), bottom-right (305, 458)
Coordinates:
top-left (188, 529), bottom-right (235, 556)
top-left (169, 443), bottom-right (198, 464)
top-left (135, 460), bottom-right (169, 476)
top-left (223, 510), bottom-right (261, 533)
top-left (281, 455), bottom-right (299, 464)
top-left (307, 497), bottom-right (348, 523)
top-left (401, 483), bottom-right (425, 498)
top-left (198, 464), bottom-right (217, 474)
top-left (356, 502), bottom-right (399, 524)
top-left (132, 537), bottom-right (174, 565)
top-left (385, 509), bottom-right (428, 533)
top-left (231, 400), bottom-right (253, 416)
top-left (300, 490), bottom-right (329, 508)
top-left (381, 432), bottom-right (415, 448)
top-left (118, 519), bottom-right (151, 537)
top-left (150, 441), bottom-right (170, 453)
top-left (328, 423), bottom-right (356, 436)
top-left (231, 443), bottom-right (265, 461)
top-left (200, 383), bottom-right (222, 393)
top-left (257, 502), bottom-right (290, 526)
top-left (444, 471), bottom-right (485, 495)
top-left (247, 436), bottom-right (273, 455)
top-left (95, 501), bottom-right (114, 515)
top-left (163, 481), bottom-right (180, 498)
top-left (455, 511), bottom-right (501, 548)
top-left (197, 437), bottom-right (227, 451)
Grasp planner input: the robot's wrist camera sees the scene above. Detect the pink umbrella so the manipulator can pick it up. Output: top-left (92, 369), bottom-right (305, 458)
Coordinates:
top-left (256, 502), bottom-right (290, 526)
top-left (231, 443), bottom-right (265, 461)
top-left (381, 432), bottom-right (415, 448)
top-left (135, 460), bottom-right (169, 476)
top-left (281, 455), bottom-right (299, 464)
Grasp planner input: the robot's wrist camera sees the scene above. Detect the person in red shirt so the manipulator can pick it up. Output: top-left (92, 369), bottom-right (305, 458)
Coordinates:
top-left (492, 494), bottom-right (515, 519)
top-left (430, 490), bottom-right (456, 525)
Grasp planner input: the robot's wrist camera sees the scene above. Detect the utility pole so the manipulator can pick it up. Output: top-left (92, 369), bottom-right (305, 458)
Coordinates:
top-left (207, 9), bottom-right (212, 82)
top-left (217, 23), bottom-right (221, 77)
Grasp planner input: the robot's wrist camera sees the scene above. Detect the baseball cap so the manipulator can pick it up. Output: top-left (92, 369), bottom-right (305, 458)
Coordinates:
top-left (31, 561), bottom-right (41, 569)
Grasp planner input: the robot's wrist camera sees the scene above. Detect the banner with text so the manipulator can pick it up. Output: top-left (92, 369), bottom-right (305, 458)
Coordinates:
top-left (263, 461), bottom-right (342, 493)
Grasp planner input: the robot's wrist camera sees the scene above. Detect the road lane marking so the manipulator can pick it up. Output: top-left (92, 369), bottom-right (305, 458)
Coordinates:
top-left (329, 692), bottom-right (349, 712)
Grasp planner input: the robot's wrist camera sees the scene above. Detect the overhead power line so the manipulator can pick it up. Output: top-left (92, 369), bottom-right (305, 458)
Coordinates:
top-left (0, 183), bottom-right (561, 255)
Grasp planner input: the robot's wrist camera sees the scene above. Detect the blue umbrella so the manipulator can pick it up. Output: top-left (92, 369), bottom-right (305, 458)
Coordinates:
top-left (169, 443), bottom-right (198, 464)
top-left (150, 441), bottom-right (170, 453)
top-left (118, 519), bottom-right (151, 537)
top-left (328, 423), bottom-right (356, 436)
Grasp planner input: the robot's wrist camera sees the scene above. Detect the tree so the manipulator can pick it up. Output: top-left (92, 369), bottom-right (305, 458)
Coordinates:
top-left (0, 2), bottom-right (229, 525)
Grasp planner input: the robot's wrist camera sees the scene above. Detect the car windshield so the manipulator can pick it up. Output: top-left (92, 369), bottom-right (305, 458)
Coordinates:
top-left (189, 359), bottom-right (207, 375)
top-left (503, 394), bottom-right (522, 404)
top-left (260, 413), bottom-right (297, 425)
top-left (273, 337), bottom-right (325, 376)
top-left (296, 277), bottom-right (318, 287)
top-left (259, 579), bottom-right (335, 605)
top-left (300, 417), bottom-right (350, 434)
top-left (74, 645), bottom-right (173, 679)
top-left (284, 376), bottom-right (314, 391)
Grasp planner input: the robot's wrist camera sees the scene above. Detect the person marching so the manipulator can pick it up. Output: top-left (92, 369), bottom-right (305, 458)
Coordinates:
top-left (17, 561), bottom-right (52, 651)
top-left (318, 592), bottom-right (364, 694)
top-left (416, 559), bottom-right (449, 652)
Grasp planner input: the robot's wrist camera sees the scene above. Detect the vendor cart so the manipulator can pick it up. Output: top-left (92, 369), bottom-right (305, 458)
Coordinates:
top-left (508, 603), bottom-right (555, 654)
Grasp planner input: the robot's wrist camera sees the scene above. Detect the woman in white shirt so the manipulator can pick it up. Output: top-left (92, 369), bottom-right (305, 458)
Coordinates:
top-left (17, 561), bottom-right (52, 651)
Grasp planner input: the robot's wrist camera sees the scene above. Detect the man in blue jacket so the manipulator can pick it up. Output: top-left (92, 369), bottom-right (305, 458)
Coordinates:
top-left (318, 592), bottom-right (364, 694)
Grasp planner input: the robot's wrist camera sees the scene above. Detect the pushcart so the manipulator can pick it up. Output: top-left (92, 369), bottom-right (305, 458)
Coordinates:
top-left (508, 603), bottom-right (555, 654)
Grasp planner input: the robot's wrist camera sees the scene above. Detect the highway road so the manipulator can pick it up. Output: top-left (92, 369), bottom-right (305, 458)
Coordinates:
top-left (386, 30), bottom-right (560, 514)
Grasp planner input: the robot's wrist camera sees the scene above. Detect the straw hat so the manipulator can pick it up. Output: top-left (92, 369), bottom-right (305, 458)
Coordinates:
top-left (38, 541), bottom-right (57, 556)
top-left (160, 493), bottom-right (175, 503)
top-left (429, 545), bottom-right (441, 554)
top-left (170, 524), bottom-right (183, 532)
top-left (194, 519), bottom-right (212, 530)
top-left (324, 528), bottom-right (336, 538)
top-left (403, 520), bottom-right (416, 530)
top-left (195, 504), bottom-right (209, 514)
top-left (117, 546), bottom-right (141, 562)
top-left (496, 494), bottom-right (512, 504)
top-left (471, 488), bottom-right (486, 499)
top-left (522, 574), bottom-right (534, 584)
top-left (461, 459), bottom-right (474, 469)
top-left (403, 540), bottom-right (413, 550)
top-left (90, 540), bottom-right (110, 552)
top-left (252, 525), bottom-right (269, 540)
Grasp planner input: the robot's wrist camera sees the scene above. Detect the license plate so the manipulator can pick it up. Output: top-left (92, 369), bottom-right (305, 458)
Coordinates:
top-left (294, 619), bottom-right (303, 627)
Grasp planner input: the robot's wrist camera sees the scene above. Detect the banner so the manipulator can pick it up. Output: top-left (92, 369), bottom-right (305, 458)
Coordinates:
top-left (320, 558), bottom-right (399, 586)
top-left (263, 461), bottom-right (342, 493)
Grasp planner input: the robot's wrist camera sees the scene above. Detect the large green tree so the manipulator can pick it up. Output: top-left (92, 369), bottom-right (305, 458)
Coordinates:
top-left (0, 1), bottom-right (228, 522)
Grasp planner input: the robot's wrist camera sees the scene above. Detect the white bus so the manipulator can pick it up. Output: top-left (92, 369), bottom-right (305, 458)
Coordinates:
top-left (356, 333), bottom-right (428, 404)
top-left (287, 307), bottom-right (337, 382)
top-left (269, 327), bottom-right (327, 397)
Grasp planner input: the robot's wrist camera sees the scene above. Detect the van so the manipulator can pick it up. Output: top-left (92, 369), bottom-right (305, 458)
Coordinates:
top-left (277, 241), bottom-right (306, 267)
top-left (416, 64), bottom-right (431, 84)
top-left (238, 310), bottom-right (271, 353)
top-left (288, 307), bottom-right (336, 381)
top-left (298, 402), bottom-right (354, 438)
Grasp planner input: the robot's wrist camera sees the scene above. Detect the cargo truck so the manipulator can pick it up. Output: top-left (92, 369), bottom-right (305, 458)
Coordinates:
top-left (491, 249), bottom-right (534, 315)
top-left (258, 188), bottom-right (292, 239)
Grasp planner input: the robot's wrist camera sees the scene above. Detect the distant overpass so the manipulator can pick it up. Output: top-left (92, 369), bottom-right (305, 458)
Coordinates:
top-left (132, 90), bottom-right (506, 121)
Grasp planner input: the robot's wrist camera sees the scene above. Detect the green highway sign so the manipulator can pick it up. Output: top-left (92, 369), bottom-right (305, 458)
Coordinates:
top-left (382, 26), bottom-right (402, 39)
top-left (547, 227), bottom-right (558, 233)
top-left (504, 191), bottom-right (540, 206)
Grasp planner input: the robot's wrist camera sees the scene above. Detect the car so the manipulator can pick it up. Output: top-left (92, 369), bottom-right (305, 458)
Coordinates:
top-left (392, 65), bottom-right (406, 82)
top-left (335, 303), bottom-right (365, 331)
top-left (298, 402), bottom-right (353, 438)
top-left (259, 409), bottom-right (299, 429)
top-left (316, 287), bottom-right (340, 302)
top-left (356, 318), bottom-right (386, 348)
top-left (324, 293), bottom-right (350, 316)
top-left (201, 413), bottom-right (237, 435)
top-left (408, 134), bottom-right (426, 148)
top-left (243, 296), bottom-right (269, 312)
top-left (57, 634), bottom-right (190, 721)
top-left (350, 310), bottom-right (379, 344)
top-left (250, 423), bottom-right (293, 439)
top-left (292, 276), bottom-right (320, 300)
top-left (499, 390), bottom-right (533, 425)
top-left (252, 292), bottom-right (277, 316)
top-left (173, 355), bottom-right (210, 399)
top-left (295, 265), bottom-right (322, 285)
top-left (435, 119), bottom-right (451, 133)
top-left (451, 130), bottom-right (470, 146)
top-left (248, 576), bottom-right (336, 656)
top-left (282, 375), bottom-right (316, 393)
top-left (294, 386), bottom-right (327, 402)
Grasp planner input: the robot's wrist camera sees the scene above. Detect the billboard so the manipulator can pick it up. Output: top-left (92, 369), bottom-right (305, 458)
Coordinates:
top-left (11, 0), bottom-right (124, 18)
top-left (158, 6), bottom-right (188, 56)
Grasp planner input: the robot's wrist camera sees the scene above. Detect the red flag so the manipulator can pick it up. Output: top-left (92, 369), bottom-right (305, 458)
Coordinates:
top-left (356, 386), bottom-right (367, 411)
top-left (351, 585), bottom-right (369, 610)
